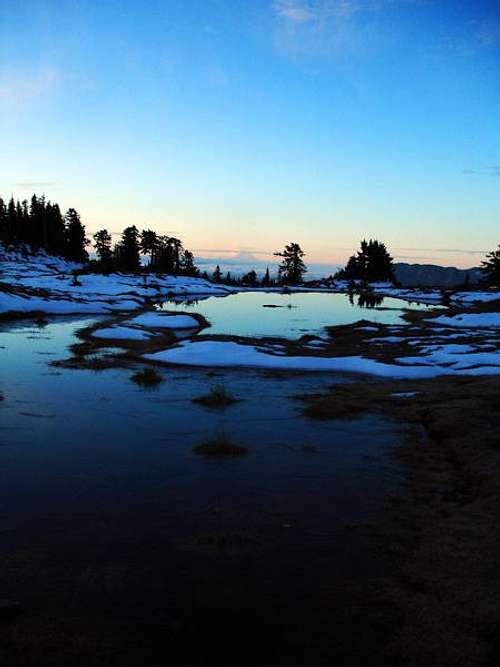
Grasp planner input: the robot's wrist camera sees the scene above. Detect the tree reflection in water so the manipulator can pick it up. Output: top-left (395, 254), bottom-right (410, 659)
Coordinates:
top-left (348, 291), bottom-right (385, 309)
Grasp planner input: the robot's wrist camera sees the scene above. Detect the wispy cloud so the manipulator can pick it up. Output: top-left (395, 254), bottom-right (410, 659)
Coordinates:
top-left (394, 247), bottom-right (489, 256)
top-left (273, 0), bottom-right (367, 24)
top-left (0, 66), bottom-right (59, 107)
top-left (193, 247), bottom-right (274, 258)
top-left (273, 1), bottom-right (316, 23)
top-left (462, 166), bottom-right (500, 178)
top-left (271, 0), bottom-right (386, 60)
top-left (13, 181), bottom-right (56, 189)
top-left (475, 18), bottom-right (500, 48)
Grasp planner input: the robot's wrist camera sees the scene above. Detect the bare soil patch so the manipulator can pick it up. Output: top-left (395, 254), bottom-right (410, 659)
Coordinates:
top-left (300, 375), bottom-right (500, 667)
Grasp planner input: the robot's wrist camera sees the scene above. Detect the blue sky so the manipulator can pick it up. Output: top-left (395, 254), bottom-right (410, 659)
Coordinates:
top-left (1, 0), bottom-right (499, 270)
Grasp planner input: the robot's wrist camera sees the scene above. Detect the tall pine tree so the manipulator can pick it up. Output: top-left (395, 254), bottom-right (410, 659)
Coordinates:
top-left (93, 229), bottom-right (113, 270)
top-left (116, 226), bottom-right (140, 271)
top-left (274, 242), bottom-right (307, 284)
top-left (65, 208), bottom-right (88, 262)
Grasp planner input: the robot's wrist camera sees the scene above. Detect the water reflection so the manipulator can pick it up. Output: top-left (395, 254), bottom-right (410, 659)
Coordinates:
top-left (348, 291), bottom-right (385, 308)
top-left (0, 317), bottom-right (403, 552)
top-left (157, 290), bottom-right (434, 338)
top-left (0, 317), bottom-right (406, 663)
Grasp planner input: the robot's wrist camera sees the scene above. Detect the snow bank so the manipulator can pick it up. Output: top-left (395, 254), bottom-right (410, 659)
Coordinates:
top-left (451, 291), bottom-right (500, 305)
top-left (0, 289), bottom-right (141, 315)
top-left (145, 339), bottom-right (500, 377)
top-left (0, 247), bottom-right (234, 317)
top-left (126, 312), bottom-right (200, 329)
top-left (144, 340), bottom-right (500, 378)
top-left (91, 326), bottom-right (156, 340)
top-left (429, 312), bottom-right (500, 329)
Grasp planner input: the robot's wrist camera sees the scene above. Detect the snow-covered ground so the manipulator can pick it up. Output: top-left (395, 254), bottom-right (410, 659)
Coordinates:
top-left (450, 291), bottom-right (500, 305)
top-left (145, 339), bottom-right (500, 378)
top-left (89, 313), bottom-right (203, 340)
top-left (428, 312), bottom-right (500, 329)
top-left (2, 246), bottom-right (498, 318)
top-left (126, 312), bottom-right (200, 329)
top-left (0, 246), bottom-right (234, 316)
top-left (92, 325), bottom-right (157, 340)
top-left (2, 246), bottom-right (499, 379)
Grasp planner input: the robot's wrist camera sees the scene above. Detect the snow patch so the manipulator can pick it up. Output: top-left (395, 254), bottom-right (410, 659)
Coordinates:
top-left (429, 313), bottom-right (500, 329)
top-left (91, 326), bottom-right (155, 340)
top-left (126, 312), bottom-right (201, 329)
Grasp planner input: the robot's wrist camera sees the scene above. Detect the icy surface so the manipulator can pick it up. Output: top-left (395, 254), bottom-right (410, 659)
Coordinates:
top-left (126, 312), bottom-right (200, 329)
top-left (91, 326), bottom-right (156, 340)
top-left (397, 344), bottom-right (500, 370)
top-left (451, 291), bottom-right (500, 304)
top-left (429, 313), bottom-right (500, 329)
top-left (145, 340), bottom-right (500, 378)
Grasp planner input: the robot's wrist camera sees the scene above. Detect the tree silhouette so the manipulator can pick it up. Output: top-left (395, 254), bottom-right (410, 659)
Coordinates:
top-left (262, 267), bottom-right (271, 287)
top-left (336, 239), bottom-right (394, 283)
top-left (242, 269), bottom-right (258, 286)
top-left (65, 208), bottom-right (88, 262)
top-left (0, 193), bottom-right (197, 277)
top-left (274, 242), bottom-right (307, 284)
top-left (93, 229), bottom-right (113, 270)
top-left (140, 229), bottom-right (160, 269)
top-left (481, 244), bottom-right (500, 286)
top-left (116, 226), bottom-right (140, 271)
top-left (213, 265), bottom-right (222, 283)
top-left (180, 249), bottom-right (198, 276)
top-left (0, 198), bottom-right (5, 243)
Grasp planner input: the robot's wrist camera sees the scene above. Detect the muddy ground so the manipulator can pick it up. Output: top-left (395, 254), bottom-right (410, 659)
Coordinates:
top-left (301, 374), bottom-right (500, 667)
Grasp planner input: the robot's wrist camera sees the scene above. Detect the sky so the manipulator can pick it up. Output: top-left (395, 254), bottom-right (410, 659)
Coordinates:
top-left (1, 0), bottom-right (499, 273)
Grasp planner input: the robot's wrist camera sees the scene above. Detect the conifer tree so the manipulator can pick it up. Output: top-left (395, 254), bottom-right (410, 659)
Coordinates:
top-left (140, 229), bottom-right (159, 269)
top-left (180, 249), bottom-right (197, 276)
top-left (7, 197), bottom-right (17, 243)
top-left (242, 269), bottom-right (258, 286)
top-left (274, 242), bottom-right (307, 284)
top-left (168, 237), bottom-right (183, 274)
top-left (213, 265), bottom-right (222, 283)
top-left (481, 244), bottom-right (500, 286)
top-left (262, 267), bottom-right (271, 286)
top-left (65, 208), bottom-right (88, 262)
top-left (0, 193), bottom-right (200, 278)
top-left (93, 229), bottom-right (113, 269)
top-left (336, 239), bottom-right (394, 283)
top-left (47, 203), bottom-right (66, 256)
top-left (117, 225), bottom-right (140, 271)
top-left (0, 198), bottom-right (6, 243)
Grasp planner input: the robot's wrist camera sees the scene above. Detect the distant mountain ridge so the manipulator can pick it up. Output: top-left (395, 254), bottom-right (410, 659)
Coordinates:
top-left (393, 263), bottom-right (483, 288)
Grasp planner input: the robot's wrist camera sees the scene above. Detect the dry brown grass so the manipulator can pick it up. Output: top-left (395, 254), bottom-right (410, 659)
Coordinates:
top-left (301, 375), bottom-right (500, 667)
top-left (130, 367), bottom-right (163, 387)
top-left (193, 432), bottom-right (247, 457)
top-left (192, 384), bottom-right (239, 407)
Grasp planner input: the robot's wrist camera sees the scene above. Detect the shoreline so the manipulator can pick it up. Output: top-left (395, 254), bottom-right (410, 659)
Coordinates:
top-left (299, 374), bottom-right (500, 665)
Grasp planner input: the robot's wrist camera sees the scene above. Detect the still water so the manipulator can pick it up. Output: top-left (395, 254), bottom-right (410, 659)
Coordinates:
top-left (158, 290), bottom-right (436, 337)
top-left (0, 316), bottom-right (405, 664)
top-left (0, 316), bottom-right (402, 543)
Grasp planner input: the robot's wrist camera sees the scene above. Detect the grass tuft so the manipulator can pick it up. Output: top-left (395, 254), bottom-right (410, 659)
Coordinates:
top-left (193, 432), bottom-right (247, 457)
top-left (130, 367), bottom-right (163, 387)
top-left (192, 384), bottom-right (239, 408)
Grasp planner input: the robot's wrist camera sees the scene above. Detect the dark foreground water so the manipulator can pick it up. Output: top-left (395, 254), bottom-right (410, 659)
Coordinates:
top-left (0, 317), bottom-right (404, 666)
